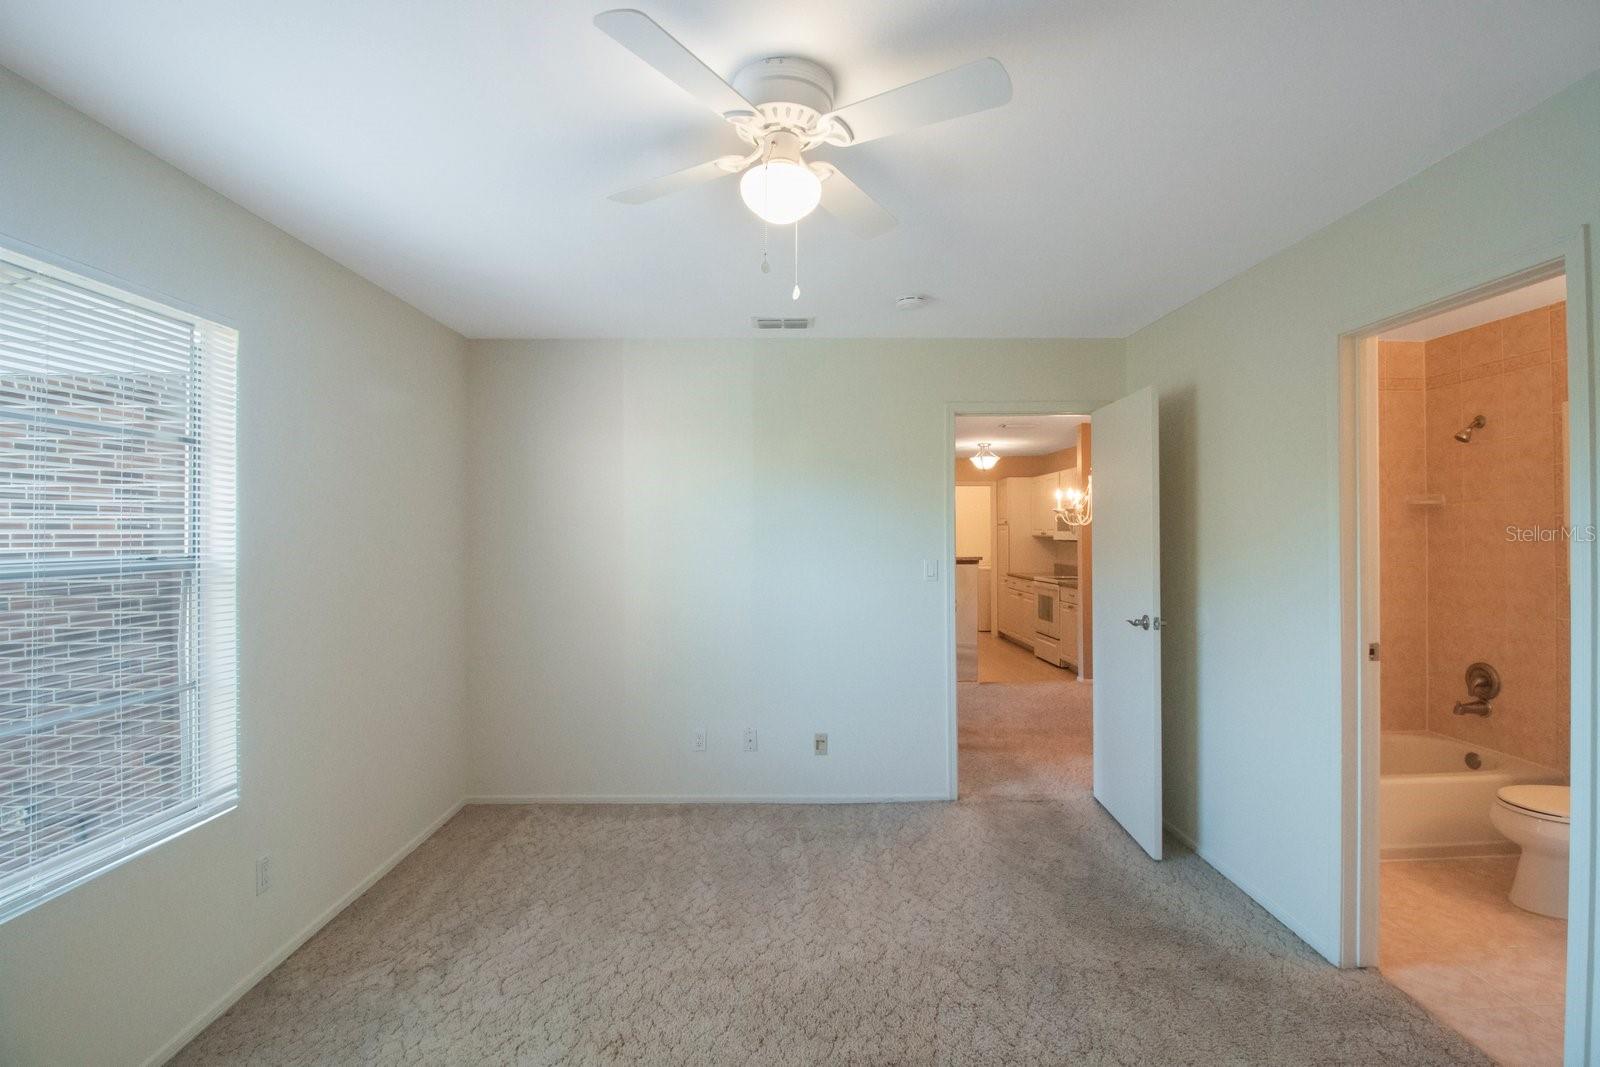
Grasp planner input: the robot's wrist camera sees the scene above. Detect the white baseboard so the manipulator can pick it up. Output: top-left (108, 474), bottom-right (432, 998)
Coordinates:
top-left (1164, 820), bottom-right (1339, 965)
top-left (140, 797), bottom-right (466, 1067)
top-left (465, 793), bottom-right (948, 805)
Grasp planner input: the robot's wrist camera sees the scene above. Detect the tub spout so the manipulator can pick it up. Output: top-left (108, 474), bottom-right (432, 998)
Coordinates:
top-left (1453, 699), bottom-right (1492, 717)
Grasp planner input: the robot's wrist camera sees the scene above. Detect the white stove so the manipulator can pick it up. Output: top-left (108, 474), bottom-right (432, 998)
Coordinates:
top-left (1031, 578), bottom-right (1079, 670)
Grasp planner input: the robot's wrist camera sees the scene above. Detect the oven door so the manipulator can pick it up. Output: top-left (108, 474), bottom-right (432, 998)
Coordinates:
top-left (1032, 582), bottom-right (1060, 639)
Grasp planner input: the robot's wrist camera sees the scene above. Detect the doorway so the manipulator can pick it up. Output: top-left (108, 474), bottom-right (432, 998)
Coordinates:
top-left (953, 414), bottom-right (1090, 800)
top-left (1343, 251), bottom-right (1596, 1065)
top-left (947, 393), bottom-right (1166, 859)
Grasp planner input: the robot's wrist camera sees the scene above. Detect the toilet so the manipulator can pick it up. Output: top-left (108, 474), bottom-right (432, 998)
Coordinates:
top-left (1490, 784), bottom-right (1570, 918)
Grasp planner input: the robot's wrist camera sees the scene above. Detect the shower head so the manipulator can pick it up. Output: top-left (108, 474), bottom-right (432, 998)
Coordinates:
top-left (1454, 414), bottom-right (1486, 443)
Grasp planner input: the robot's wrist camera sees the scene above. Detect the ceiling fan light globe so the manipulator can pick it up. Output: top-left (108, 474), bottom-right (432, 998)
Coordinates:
top-left (739, 160), bottom-right (821, 225)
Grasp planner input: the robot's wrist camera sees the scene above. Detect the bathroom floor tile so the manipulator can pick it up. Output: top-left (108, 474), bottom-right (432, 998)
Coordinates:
top-left (1381, 857), bottom-right (1565, 1066)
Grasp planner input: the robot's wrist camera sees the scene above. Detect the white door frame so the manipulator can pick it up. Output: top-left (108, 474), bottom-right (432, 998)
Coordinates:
top-left (946, 401), bottom-right (1096, 800)
top-left (1337, 228), bottom-right (1595, 1058)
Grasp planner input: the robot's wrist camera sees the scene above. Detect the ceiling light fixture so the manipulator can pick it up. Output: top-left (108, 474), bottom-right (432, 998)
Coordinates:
top-left (969, 443), bottom-right (999, 470)
top-left (738, 133), bottom-right (822, 226)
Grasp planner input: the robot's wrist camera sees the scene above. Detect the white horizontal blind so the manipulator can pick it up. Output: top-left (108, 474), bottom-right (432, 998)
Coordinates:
top-left (0, 250), bottom-right (238, 923)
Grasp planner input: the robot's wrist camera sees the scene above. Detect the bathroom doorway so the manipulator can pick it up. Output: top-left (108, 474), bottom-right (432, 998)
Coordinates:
top-left (1343, 257), bottom-right (1594, 1066)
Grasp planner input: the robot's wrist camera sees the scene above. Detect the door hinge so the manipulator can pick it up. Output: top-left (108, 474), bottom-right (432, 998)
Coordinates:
top-left (1368, 642), bottom-right (1380, 662)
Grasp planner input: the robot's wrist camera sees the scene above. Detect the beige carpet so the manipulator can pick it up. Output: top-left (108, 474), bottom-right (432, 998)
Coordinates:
top-left (172, 689), bottom-right (1488, 1065)
top-left (959, 680), bottom-right (1091, 799)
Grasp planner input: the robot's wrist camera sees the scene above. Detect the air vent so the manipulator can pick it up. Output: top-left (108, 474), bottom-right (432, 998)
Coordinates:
top-left (752, 317), bottom-right (814, 330)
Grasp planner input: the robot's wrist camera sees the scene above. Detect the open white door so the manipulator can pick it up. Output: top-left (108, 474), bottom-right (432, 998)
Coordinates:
top-left (1091, 386), bottom-right (1163, 859)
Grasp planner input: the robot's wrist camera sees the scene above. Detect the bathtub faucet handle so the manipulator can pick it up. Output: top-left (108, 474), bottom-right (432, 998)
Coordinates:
top-left (1454, 662), bottom-right (1501, 716)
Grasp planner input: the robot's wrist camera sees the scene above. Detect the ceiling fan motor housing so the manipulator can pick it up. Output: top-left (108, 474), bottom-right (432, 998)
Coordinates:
top-left (732, 57), bottom-right (838, 137)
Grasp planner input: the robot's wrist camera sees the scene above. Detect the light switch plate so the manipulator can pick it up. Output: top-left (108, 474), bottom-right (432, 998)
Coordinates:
top-left (923, 559), bottom-right (939, 581)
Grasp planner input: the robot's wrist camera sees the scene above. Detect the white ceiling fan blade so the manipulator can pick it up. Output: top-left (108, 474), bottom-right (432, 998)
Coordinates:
top-left (824, 58), bottom-right (1012, 146)
top-left (594, 9), bottom-right (757, 121)
top-left (815, 164), bottom-right (897, 239)
top-left (609, 157), bottom-right (743, 204)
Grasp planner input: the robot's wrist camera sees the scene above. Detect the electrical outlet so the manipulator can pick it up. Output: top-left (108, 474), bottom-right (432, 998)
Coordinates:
top-left (743, 727), bottom-right (758, 753)
top-left (255, 854), bottom-right (271, 896)
top-left (814, 733), bottom-right (828, 756)
top-left (691, 727), bottom-right (706, 753)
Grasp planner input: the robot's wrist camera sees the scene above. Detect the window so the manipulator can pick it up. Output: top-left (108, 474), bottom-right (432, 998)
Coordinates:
top-left (0, 248), bottom-right (237, 922)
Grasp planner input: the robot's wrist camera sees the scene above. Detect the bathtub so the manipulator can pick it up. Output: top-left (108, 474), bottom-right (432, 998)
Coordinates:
top-left (1381, 731), bottom-right (1565, 859)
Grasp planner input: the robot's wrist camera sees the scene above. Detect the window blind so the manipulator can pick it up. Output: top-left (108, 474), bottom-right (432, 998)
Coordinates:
top-left (0, 249), bottom-right (237, 923)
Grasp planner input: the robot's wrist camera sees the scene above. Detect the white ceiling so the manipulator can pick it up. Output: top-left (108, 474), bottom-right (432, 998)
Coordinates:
top-left (956, 415), bottom-right (1087, 458)
top-left (1378, 275), bottom-right (1567, 342)
top-left (1, 2), bottom-right (1596, 340)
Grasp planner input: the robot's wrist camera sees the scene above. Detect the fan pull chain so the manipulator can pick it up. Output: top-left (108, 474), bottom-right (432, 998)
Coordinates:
top-left (791, 219), bottom-right (801, 301)
top-left (760, 220), bottom-right (770, 274)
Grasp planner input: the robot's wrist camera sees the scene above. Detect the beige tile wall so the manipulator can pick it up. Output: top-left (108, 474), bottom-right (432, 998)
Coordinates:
top-left (1379, 340), bottom-right (1429, 731)
top-left (1385, 303), bottom-right (1570, 768)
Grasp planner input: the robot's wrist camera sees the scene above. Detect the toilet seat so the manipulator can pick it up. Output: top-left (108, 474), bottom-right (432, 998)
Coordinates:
top-left (1496, 784), bottom-right (1570, 823)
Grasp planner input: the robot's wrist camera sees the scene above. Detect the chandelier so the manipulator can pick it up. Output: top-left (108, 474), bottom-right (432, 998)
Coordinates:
top-left (1054, 473), bottom-right (1092, 527)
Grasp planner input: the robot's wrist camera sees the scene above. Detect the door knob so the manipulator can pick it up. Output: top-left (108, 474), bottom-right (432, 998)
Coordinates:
top-left (1126, 614), bottom-right (1150, 630)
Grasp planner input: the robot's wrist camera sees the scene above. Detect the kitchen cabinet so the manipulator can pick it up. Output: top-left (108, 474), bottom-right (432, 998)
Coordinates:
top-left (995, 521), bottom-right (1010, 585)
top-left (998, 477), bottom-right (1032, 529)
top-left (1030, 474), bottom-right (1054, 537)
top-left (998, 576), bottom-right (1037, 648)
top-left (1003, 587), bottom-right (1028, 646)
top-left (998, 477), bottom-right (1048, 574)
top-left (997, 579), bottom-right (1014, 639)
top-left (1059, 587), bottom-right (1081, 671)
top-left (1006, 466), bottom-right (1085, 541)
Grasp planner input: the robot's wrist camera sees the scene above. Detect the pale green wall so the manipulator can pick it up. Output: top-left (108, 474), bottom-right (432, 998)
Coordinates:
top-left (465, 339), bottom-right (1125, 802)
top-left (1126, 72), bottom-right (1599, 964)
top-left (0, 67), bottom-right (471, 1067)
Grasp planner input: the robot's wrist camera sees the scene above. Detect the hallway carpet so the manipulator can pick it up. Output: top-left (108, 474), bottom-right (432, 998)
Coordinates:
top-left (173, 693), bottom-right (1488, 1065)
top-left (959, 679), bottom-right (1089, 799)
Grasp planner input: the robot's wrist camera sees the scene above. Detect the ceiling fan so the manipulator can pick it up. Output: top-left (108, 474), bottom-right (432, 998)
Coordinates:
top-left (594, 9), bottom-right (1013, 240)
